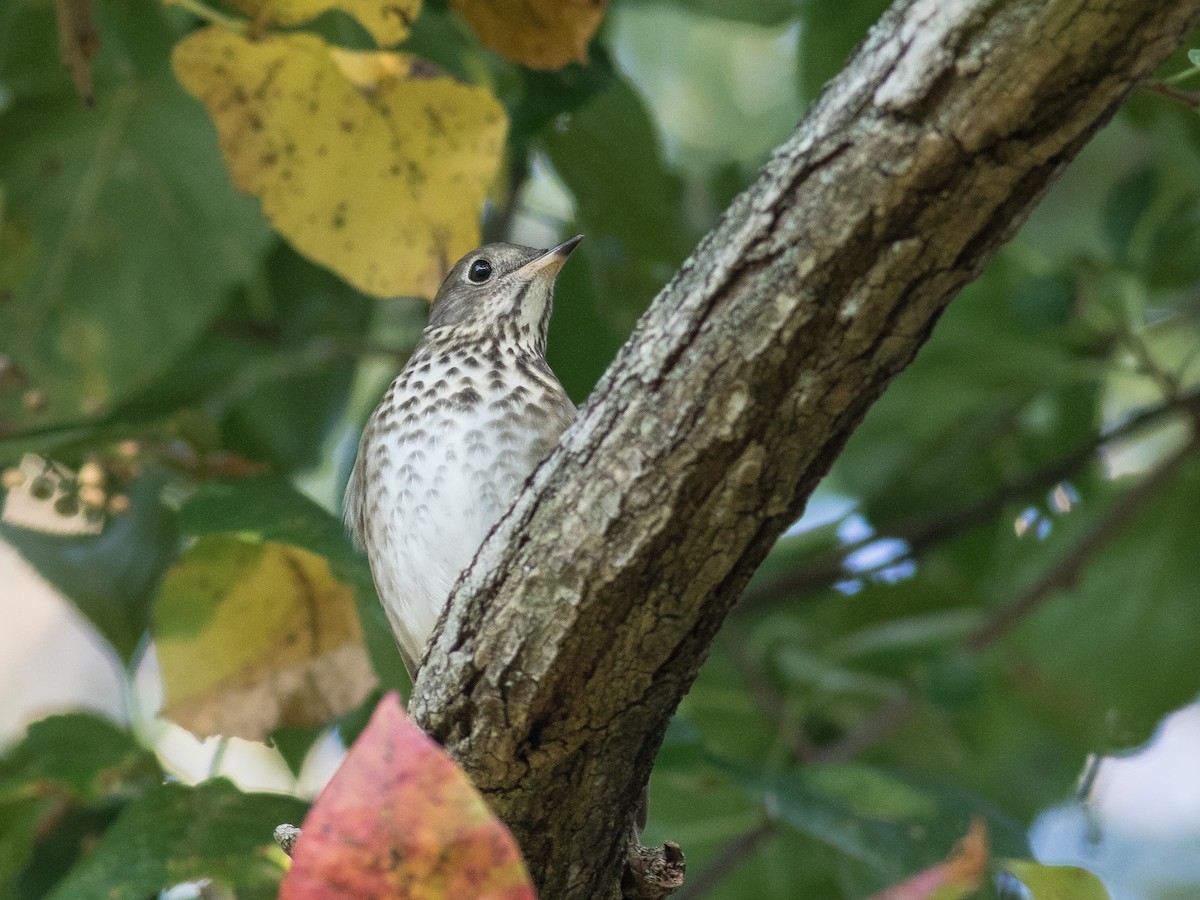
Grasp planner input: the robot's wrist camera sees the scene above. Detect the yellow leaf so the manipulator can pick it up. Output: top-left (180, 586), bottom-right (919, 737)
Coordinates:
top-left (154, 536), bottom-right (377, 741)
top-left (173, 29), bottom-right (507, 298)
top-left (199, 0), bottom-right (419, 48)
top-left (451, 0), bottom-right (606, 69)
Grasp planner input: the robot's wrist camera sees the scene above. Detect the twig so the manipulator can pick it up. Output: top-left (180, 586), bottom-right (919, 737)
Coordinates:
top-left (807, 694), bottom-right (915, 765)
top-left (1142, 81), bottom-right (1200, 106)
top-left (674, 818), bottom-right (777, 900)
top-left (483, 154), bottom-right (531, 245)
top-left (737, 387), bottom-right (1200, 614)
top-left (274, 823), bottom-right (301, 857)
top-left (208, 736), bottom-right (230, 779)
top-left (171, 0), bottom-right (248, 32)
top-left (728, 638), bottom-right (819, 762)
top-left (1120, 326), bottom-right (1200, 430)
top-left (966, 435), bottom-right (1197, 651)
top-left (784, 435), bottom-right (1199, 763)
top-left (623, 840), bottom-right (687, 900)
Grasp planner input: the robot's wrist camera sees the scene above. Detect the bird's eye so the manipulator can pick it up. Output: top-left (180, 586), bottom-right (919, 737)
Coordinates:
top-left (467, 259), bottom-right (493, 283)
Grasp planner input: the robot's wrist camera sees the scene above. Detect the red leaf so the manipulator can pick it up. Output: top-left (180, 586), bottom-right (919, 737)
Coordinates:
top-left (868, 819), bottom-right (988, 900)
top-left (280, 692), bottom-right (537, 899)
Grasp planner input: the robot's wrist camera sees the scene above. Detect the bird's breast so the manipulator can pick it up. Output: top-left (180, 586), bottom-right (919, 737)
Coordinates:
top-left (360, 348), bottom-right (570, 597)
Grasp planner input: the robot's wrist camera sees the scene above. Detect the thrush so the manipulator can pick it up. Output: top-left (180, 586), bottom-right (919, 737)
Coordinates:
top-left (344, 236), bottom-right (582, 677)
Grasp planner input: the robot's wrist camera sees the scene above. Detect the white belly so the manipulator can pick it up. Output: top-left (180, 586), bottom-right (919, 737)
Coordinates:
top-left (348, 349), bottom-right (571, 673)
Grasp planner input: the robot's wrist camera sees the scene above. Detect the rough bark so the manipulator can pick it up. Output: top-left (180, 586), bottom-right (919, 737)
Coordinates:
top-left (409, 1), bottom-right (1200, 897)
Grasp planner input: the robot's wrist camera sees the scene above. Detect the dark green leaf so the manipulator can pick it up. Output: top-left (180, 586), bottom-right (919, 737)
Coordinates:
top-left (1008, 457), bottom-right (1200, 750)
top-left (798, 0), bottom-right (891, 102)
top-left (0, 468), bottom-right (178, 660)
top-left (0, 2), bottom-right (271, 433)
top-left (722, 762), bottom-right (1026, 891)
top-left (269, 725), bottom-right (326, 779)
top-left (0, 797), bottom-right (42, 885)
top-left (15, 804), bottom-right (124, 900)
top-left (125, 243), bottom-right (375, 474)
top-left (1146, 193), bottom-right (1200, 289)
top-left (1101, 167), bottom-right (1156, 261)
top-left (48, 779), bottom-right (306, 900)
top-left (0, 713), bottom-right (160, 805)
top-left (541, 70), bottom-right (693, 399)
top-left (623, 0), bottom-right (799, 27)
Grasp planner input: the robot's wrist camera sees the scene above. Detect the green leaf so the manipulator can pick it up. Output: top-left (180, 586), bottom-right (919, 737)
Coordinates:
top-left (653, 716), bottom-right (711, 774)
top-left (835, 254), bottom-right (1100, 522)
top-left (178, 477), bottom-right (407, 691)
top-left (0, 797), bottom-right (42, 885)
top-left (1189, 49), bottom-right (1200, 67)
top-left (0, 713), bottom-right (160, 805)
top-left (1001, 860), bottom-right (1110, 899)
top-left (1100, 166), bottom-right (1156, 260)
top-left (0, 1), bottom-right (271, 433)
top-left (1146, 193), bottom-right (1200, 289)
top-left (723, 762), bottom-right (1026, 891)
top-left (12, 804), bottom-right (124, 900)
top-left (0, 715), bottom-right (160, 897)
top-left (623, 0), bottom-right (799, 27)
top-left (541, 66), bottom-right (693, 399)
top-left (48, 779), bottom-right (306, 900)
top-left (221, 247), bottom-right (372, 472)
top-left (1008, 457), bottom-right (1200, 750)
top-left (0, 182), bottom-right (37, 294)
top-left (126, 243), bottom-right (374, 474)
top-left (269, 724), bottom-right (327, 778)
top-left (0, 468), bottom-right (178, 661)
top-left (798, 0), bottom-right (891, 102)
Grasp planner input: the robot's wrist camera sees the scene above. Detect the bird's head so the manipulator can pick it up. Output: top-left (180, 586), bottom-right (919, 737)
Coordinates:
top-left (426, 236), bottom-right (583, 349)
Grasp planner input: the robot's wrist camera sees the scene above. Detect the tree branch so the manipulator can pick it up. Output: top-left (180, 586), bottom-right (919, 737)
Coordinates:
top-left (1141, 80), bottom-right (1200, 107)
top-left (674, 817), bottom-right (777, 900)
top-left (737, 385), bottom-right (1200, 613)
top-left (802, 434), bottom-right (1199, 763)
top-left (965, 434), bottom-right (1199, 652)
top-left (408, 2), bottom-right (1200, 897)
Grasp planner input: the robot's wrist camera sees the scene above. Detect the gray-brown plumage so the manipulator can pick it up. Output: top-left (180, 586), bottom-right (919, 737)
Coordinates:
top-left (344, 236), bottom-right (581, 677)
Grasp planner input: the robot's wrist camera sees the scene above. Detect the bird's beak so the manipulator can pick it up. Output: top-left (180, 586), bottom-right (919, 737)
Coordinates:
top-left (518, 235), bottom-right (584, 280)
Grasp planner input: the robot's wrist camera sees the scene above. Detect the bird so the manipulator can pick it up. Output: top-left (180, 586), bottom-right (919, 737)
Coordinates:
top-left (344, 236), bottom-right (582, 678)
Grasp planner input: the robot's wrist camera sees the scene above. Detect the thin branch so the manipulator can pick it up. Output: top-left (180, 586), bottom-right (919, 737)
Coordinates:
top-left (728, 638), bottom-right (819, 763)
top-left (783, 435), bottom-right (1200, 764)
top-left (966, 434), bottom-right (1198, 651)
top-left (807, 694), bottom-right (916, 765)
top-left (274, 823), bottom-right (301, 857)
top-left (737, 387), bottom-right (1200, 615)
top-left (1120, 326), bottom-right (1200, 430)
top-left (1141, 81), bottom-right (1200, 106)
top-left (674, 818), bottom-right (777, 900)
top-left (171, 0), bottom-right (248, 32)
top-left (483, 154), bottom-right (531, 245)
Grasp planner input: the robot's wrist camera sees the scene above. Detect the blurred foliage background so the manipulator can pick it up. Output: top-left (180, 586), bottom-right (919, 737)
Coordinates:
top-left (2, 0), bottom-right (1200, 896)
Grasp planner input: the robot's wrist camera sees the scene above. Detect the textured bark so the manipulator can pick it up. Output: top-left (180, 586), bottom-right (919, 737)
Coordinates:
top-left (409, 1), bottom-right (1200, 897)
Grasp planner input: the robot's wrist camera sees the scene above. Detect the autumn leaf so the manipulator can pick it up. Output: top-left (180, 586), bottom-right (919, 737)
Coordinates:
top-left (868, 819), bottom-right (987, 900)
top-left (173, 29), bottom-right (507, 298)
top-left (280, 692), bottom-right (537, 900)
top-left (451, 0), bottom-right (606, 69)
top-left (154, 536), bottom-right (377, 741)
